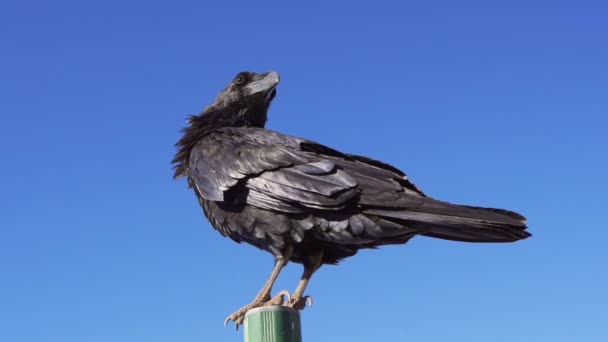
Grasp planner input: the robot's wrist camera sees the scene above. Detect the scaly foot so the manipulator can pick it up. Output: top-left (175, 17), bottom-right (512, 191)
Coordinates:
top-left (286, 295), bottom-right (313, 310)
top-left (224, 290), bottom-right (291, 330)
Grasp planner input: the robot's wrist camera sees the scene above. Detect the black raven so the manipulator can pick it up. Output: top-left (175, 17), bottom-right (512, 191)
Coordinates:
top-left (173, 71), bottom-right (530, 329)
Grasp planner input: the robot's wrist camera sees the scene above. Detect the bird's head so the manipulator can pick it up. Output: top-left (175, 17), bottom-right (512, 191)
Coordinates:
top-left (172, 71), bottom-right (280, 178)
top-left (203, 71), bottom-right (280, 128)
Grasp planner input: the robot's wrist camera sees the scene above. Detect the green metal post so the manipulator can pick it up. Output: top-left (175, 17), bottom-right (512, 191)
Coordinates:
top-left (244, 306), bottom-right (302, 342)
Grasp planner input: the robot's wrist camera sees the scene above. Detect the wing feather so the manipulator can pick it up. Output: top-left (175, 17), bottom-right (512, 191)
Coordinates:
top-left (188, 128), bottom-right (360, 211)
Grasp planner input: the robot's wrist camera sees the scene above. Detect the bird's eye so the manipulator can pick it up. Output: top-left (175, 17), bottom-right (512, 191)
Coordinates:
top-left (234, 73), bottom-right (248, 85)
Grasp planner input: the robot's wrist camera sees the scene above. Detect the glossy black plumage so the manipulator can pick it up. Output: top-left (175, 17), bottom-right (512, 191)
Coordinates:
top-left (173, 71), bottom-right (530, 266)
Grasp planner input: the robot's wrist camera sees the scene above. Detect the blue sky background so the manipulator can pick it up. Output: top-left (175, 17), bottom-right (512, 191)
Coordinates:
top-left (1, 1), bottom-right (607, 341)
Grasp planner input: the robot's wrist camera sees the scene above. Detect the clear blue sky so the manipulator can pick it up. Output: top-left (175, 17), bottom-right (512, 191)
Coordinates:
top-left (1, 1), bottom-right (607, 341)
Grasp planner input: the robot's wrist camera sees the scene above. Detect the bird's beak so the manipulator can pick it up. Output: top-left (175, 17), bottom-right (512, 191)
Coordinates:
top-left (243, 72), bottom-right (280, 97)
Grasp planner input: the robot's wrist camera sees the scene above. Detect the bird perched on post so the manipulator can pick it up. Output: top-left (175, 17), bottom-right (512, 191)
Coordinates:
top-left (172, 71), bottom-right (531, 329)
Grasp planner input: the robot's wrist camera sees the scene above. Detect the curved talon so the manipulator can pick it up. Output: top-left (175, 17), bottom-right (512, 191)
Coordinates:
top-left (276, 290), bottom-right (291, 303)
top-left (287, 294), bottom-right (314, 310)
top-left (304, 295), bottom-right (313, 307)
top-left (264, 289), bottom-right (291, 306)
top-left (224, 316), bottom-right (239, 330)
top-left (224, 315), bottom-right (241, 330)
top-left (234, 316), bottom-right (245, 330)
top-left (224, 310), bottom-right (248, 330)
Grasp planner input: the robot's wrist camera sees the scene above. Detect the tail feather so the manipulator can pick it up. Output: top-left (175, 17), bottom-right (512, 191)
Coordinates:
top-left (366, 200), bottom-right (531, 243)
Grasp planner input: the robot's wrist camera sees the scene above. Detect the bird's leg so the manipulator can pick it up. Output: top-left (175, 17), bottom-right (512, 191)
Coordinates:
top-left (286, 250), bottom-right (323, 310)
top-left (224, 246), bottom-right (292, 330)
